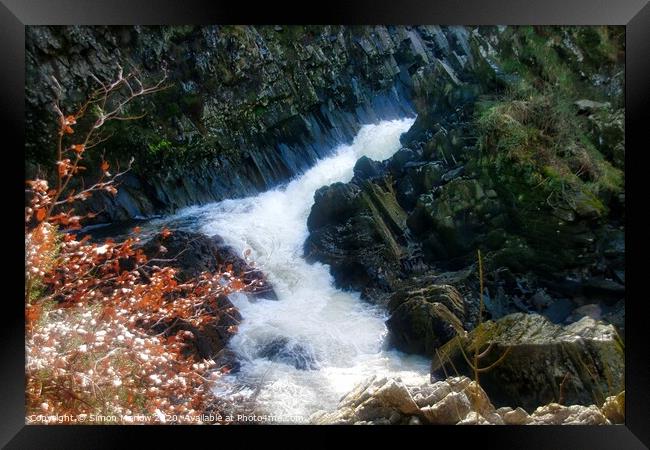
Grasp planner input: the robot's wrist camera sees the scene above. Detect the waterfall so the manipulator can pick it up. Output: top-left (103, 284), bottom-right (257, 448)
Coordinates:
top-left (165, 118), bottom-right (429, 422)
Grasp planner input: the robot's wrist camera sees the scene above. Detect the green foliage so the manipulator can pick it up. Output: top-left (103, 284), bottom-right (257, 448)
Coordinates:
top-left (147, 138), bottom-right (173, 157)
top-left (475, 83), bottom-right (622, 221)
top-left (469, 26), bottom-right (624, 274)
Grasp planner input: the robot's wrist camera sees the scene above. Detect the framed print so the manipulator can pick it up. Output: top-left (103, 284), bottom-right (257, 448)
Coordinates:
top-left (4, 0), bottom-right (648, 447)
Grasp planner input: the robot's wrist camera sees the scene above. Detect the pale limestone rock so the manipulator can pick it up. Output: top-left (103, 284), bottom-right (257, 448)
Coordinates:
top-left (458, 411), bottom-right (494, 425)
top-left (530, 403), bottom-right (610, 425)
top-left (500, 407), bottom-right (532, 425)
top-left (372, 378), bottom-right (420, 415)
top-left (414, 381), bottom-right (453, 407)
top-left (601, 391), bottom-right (624, 424)
top-left (420, 391), bottom-right (471, 424)
top-left (309, 374), bottom-right (618, 425)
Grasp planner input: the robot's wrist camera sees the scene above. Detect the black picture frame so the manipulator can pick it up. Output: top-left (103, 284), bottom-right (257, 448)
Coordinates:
top-left (5, 0), bottom-right (648, 448)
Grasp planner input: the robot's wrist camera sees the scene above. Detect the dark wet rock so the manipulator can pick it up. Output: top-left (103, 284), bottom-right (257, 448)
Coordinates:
top-left (353, 156), bottom-right (384, 181)
top-left (257, 337), bottom-right (319, 370)
top-left (150, 294), bottom-right (242, 361)
top-left (441, 165), bottom-right (464, 182)
top-left (213, 348), bottom-right (241, 374)
top-left (306, 183), bottom-right (363, 231)
top-left (529, 289), bottom-right (554, 312)
top-left (140, 229), bottom-right (277, 299)
top-left (211, 235), bottom-right (278, 300)
top-left (386, 284), bottom-right (467, 355)
top-left (305, 178), bottom-right (411, 303)
top-left (541, 298), bottom-right (575, 324)
top-left (582, 278), bottom-right (625, 304)
top-left (407, 178), bottom-right (506, 262)
top-left (26, 25), bottom-right (458, 222)
top-left (431, 313), bottom-right (625, 411)
top-left (387, 148), bottom-right (420, 176)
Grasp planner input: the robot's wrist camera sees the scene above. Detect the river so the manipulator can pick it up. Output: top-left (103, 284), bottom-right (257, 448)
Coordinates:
top-left (156, 118), bottom-right (429, 423)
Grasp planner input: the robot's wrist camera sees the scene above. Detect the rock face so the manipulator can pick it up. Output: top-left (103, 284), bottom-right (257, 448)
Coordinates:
top-left (309, 375), bottom-right (620, 425)
top-left (304, 178), bottom-right (412, 301)
top-left (26, 25), bottom-right (489, 223)
top-left (305, 26), bottom-right (625, 353)
top-left (430, 313), bottom-right (625, 411)
top-left (304, 27), bottom-right (495, 304)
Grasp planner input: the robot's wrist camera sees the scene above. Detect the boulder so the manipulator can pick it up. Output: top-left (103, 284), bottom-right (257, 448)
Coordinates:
top-left (140, 229), bottom-right (277, 299)
top-left (574, 99), bottom-right (611, 114)
top-left (600, 391), bottom-right (625, 424)
top-left (387, 147), bottom-right (420, 176)
top-left (310, 375), bottom-right (424, 425)
top-left (306, 183), bottom-right (363, 230)
top-left (305, 179), bottom-right (411, 303)
top-left (212, 348), bottom-right (241, 373)
top-left (431, 313), bottom-right (625, 411)
top-left (353, 156), bottom-right (384, 181)
top-left (150, 294), bottom-right (242, 361)
top-left (528, 403), bottom-right (609, 425)
top-left (386, 284), bottom-right (467, 355)
top-left (257, 337), bottom-right (319, 370)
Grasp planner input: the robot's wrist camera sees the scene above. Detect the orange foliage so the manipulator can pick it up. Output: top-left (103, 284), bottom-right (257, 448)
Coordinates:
top-left (25, 67), bottom-right (250, 424)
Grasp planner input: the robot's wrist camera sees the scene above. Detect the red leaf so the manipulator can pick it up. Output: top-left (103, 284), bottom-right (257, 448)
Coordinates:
top-left (36, 208), bottom-right (46, 222)
top-left (101, 160), bottom-right (110, 172)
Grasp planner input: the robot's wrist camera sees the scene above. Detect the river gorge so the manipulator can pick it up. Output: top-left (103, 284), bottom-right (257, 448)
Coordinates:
top-left (25, 25), bottom-right (626, 425)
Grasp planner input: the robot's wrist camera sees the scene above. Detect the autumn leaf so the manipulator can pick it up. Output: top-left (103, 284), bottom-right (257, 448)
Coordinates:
top-left (229, 279), bottom-right (245, 291)
top-left (101, 160), bottom-right (110, 172)
top-left (25, 304), bottom-right (42, 324)
top-left (161, 227), bottom-right (172, 239)
top-left (36, 208), bottom-right (46, 222)
top-left (71, 144), bottom-right (85, 154)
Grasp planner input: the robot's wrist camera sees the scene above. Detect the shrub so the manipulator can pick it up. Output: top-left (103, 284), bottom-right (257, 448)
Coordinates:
top-left (25, 67), bottom-right (249, 424)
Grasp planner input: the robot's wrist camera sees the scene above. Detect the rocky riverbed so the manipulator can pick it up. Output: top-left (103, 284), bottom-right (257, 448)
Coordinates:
top-left (310, 374), bottom-right (625, 425)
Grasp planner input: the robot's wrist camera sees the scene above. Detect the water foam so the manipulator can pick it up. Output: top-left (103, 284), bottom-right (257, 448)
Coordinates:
top-left (167, 118), bottom-right (429, 421)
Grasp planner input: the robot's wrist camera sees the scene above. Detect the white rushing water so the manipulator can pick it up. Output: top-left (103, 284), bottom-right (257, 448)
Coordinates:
top-left (168, 118), bottom-right (429, 422)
